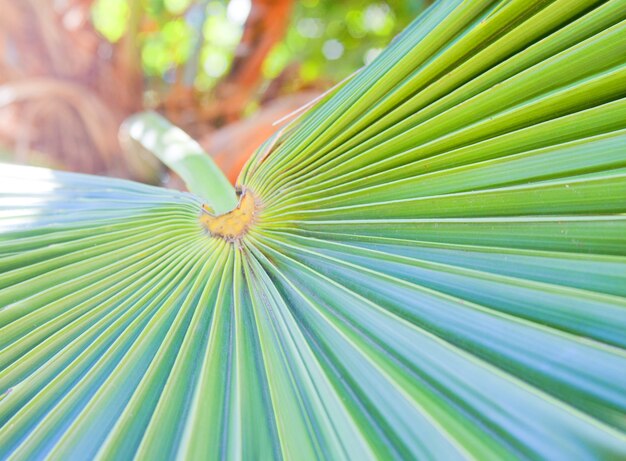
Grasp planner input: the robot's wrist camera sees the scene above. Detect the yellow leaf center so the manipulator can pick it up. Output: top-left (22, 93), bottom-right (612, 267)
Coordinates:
top-left (199, 190), bottom-right (257, 241)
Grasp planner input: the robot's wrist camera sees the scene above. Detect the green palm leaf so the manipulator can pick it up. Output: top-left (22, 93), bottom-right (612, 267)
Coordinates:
top-left (2, 0), bottom-right (626, 459)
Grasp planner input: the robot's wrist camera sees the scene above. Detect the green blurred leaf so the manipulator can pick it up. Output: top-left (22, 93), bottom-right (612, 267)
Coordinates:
top-left (92, 0), bottom-right (130, 42)
top-left (165, 0), bottom-right (193, 15)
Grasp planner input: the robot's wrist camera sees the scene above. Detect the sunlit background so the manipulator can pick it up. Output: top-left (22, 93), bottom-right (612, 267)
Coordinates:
top-left (0, 0), bottom-right (427, 185)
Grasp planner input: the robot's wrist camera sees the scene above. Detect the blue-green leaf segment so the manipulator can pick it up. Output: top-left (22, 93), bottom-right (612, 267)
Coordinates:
top-left (2, 0), bottom-right (626, 459)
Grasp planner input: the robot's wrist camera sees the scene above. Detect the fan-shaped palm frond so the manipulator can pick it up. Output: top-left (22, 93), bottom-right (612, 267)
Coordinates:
top-left (2, 0), bottom-right (626, 459)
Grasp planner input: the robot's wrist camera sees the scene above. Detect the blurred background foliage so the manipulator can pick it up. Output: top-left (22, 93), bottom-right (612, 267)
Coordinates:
top-left (0, 0), bottom-right (427, 184)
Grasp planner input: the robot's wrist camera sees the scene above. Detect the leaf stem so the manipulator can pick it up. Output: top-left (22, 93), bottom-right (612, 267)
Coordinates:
top-left (123, 111), bottom-right (238, 214)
